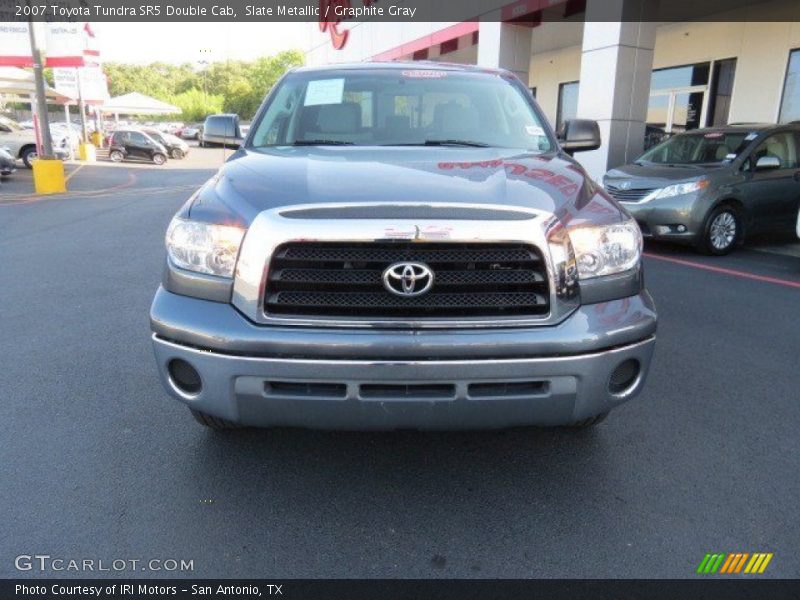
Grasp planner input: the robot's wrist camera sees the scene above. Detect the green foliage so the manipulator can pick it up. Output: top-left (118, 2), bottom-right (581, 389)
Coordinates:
top-left (167, 89), bottom-right (224, 123)
top-left (103, 50), bottom-right (304, 121)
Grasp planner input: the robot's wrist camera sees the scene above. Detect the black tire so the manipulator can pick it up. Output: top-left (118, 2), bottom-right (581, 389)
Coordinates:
top-left (21, 146), bottom-right (37, 168)
top-left (171, 148), bottom-right (184, 160)
top-left (697, 205), bottom-right (741, 255)
top-left (190, 409), bottom-right (241, 430)
top-left (109, 150), bottom-right (124, 163)
top-left (564, 411), bottom-right (609, 430)
top-left (152, 153), bottom-right (167, 166)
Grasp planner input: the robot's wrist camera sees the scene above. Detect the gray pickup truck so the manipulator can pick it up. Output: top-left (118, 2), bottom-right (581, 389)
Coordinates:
top-left (150, 62), bottom-right (657, 430)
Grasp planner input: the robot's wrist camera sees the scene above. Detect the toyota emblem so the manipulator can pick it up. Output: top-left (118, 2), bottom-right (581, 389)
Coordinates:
top-left (382, 262), bottom-right (435, 297)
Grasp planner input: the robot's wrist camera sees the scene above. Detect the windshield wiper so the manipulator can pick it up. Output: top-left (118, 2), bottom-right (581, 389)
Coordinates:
top-left (386, 139), bottom-right (490, 148)
top-left (292, 140), bottom-right (354, 146)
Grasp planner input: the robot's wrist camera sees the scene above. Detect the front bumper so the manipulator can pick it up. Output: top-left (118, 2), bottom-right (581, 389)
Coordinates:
top-left (150, 288), bottom-right (657, 430)
top-left (621, 195), bottom-right (705, 243)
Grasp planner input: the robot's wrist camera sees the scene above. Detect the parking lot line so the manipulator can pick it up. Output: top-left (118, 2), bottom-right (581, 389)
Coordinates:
top-left (64, 164), bottom-right (84, 182)
top-left (644, 252), bottom-right (800, 289)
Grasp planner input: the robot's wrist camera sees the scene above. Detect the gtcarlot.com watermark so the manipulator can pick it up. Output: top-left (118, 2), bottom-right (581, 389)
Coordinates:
top-left (15, 554), bottom-right (194, 573)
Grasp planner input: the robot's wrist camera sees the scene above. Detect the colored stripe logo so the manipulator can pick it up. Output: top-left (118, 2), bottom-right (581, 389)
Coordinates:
top-left (697, 553), bottom-right (773, 574)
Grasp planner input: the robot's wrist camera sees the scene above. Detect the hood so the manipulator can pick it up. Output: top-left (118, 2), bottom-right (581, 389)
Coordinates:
top-left (188, 147), bottom-right (624, 228)
top-left (604, 162), bottom-right (726, 188)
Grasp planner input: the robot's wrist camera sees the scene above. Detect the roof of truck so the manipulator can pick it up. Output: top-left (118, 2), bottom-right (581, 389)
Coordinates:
top-left (292, 61), bottom-right (508, 75)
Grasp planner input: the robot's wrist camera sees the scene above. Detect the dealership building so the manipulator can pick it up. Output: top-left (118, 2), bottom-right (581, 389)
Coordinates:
top-left (305, 0), bottom-right (800, 178)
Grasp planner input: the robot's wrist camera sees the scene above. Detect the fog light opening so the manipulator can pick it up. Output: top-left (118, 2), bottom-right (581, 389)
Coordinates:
top-left (167, 359), bottom-right (202, 396)
top-left (608, 359), bottom-right (641, 396)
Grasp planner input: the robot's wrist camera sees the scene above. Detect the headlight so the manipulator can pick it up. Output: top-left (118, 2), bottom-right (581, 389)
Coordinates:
top-left (166, 217), bottom-right (245, 278)
top-left (654, 179), bottom-right (709, 200)
top-left (568, 219), bottom-right (642, 279)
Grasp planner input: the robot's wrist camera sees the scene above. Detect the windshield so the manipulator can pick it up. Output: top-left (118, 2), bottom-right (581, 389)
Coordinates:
top-left (639, 131), bottom-right (750, 165)
top-left (250, 69), bottom-right (553, 151)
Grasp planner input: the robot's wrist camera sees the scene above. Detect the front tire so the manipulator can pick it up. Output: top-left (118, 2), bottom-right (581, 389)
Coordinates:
top-left (21, 146), bottom-right (37, 168)
top-left (152, 153), bottom-right (167, 166)
top-left (698, 205), bottom-right (741, 255)
top-left (190, 409), bottom-right (241, 430)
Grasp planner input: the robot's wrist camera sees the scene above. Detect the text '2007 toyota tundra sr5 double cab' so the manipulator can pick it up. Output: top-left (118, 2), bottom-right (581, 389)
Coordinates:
top-left (150, 63), bottom-right (657, 431)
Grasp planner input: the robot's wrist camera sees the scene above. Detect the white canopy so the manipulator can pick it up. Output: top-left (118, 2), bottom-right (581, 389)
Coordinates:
top-left (0, 67), bottom-right (72, 102)
top-left (99, 92), bottom-right (180, 116)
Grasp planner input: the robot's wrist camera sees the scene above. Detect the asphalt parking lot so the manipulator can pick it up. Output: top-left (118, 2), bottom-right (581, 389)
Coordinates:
top-left (1, 147), bottom-right (799, 579)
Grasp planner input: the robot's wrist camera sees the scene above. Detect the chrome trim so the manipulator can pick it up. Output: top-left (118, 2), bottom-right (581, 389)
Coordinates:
top-left (232, 202), bottom-right (579, 328)
top-left (153, 333), bottom-right (656, 367)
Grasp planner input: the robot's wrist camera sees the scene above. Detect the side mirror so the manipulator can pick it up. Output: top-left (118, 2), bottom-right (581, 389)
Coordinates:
top-left (755, 155), bottom-right (781, 171)
top-left (559, 119), bottom-right (601, 154)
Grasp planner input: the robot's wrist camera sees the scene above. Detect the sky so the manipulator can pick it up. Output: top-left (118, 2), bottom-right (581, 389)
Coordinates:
top-left (93, 23), bottom-right (311, 64)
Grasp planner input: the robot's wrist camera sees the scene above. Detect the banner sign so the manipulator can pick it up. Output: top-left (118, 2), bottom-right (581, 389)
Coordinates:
top-left (45, 22), bottom-right (86, 67)
top-left (53, 66), bottom-right (109, 102)
top-left (0, 22), bottom-right (32, 67)
top-left (83, 22), bottom-right (101, 65)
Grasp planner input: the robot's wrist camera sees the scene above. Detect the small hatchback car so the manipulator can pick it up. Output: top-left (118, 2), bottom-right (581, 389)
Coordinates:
top-left (108, 129), bottom-right (168, 165)
top-left (150, 62), bottom-right (657, 431)
top-left (604, 124), bottom-right (800, 254)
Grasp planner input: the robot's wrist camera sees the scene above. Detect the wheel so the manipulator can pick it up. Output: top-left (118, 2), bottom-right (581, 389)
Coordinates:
top-left (190, 409), bottom-right (241, 430)
top-left (152, 153), bottom-right (167, 166)
top-left (21, 146), bottom-right (37, 168)
top-left (171, 148), bottom-right (184, 160)
top-left (563, 412), bottom-right (609, 430)
top-left (698, 205), bottom-right (741, 255)
top-left (109, 150), bottom-right (124, 163)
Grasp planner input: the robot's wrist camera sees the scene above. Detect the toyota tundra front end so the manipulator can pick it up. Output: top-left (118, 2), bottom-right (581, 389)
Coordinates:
top-left (150, 62), bottom-right (657, 430)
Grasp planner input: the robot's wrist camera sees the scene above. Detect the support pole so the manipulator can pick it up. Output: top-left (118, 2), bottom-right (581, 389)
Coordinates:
top-left (28, 15), bottom-right (53, 159)
top-left (76, 68), bottom-right (89, 143)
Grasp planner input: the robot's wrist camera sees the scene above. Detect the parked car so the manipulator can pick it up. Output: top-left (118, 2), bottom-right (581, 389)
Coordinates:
top-left (199, 114), bottom-right (243, 147)
top-left (150, 62), bottom-right (657, 431)
top-left (604, 124), bottom-right (800, 255)
top-left (0, 145), bottom-right (16, 178)
top-left (0, 116), bottom-right (68, 167)
top-left (108, 129), bottom-right (168, 165)
top-left (141, 128), bottom-right (190, 159)
top-left (180, 123), bottom-right (202, 140)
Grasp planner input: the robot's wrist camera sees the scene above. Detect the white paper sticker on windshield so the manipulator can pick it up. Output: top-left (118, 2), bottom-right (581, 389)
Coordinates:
top-left (745, 132), bottom-right (758, 141)
top-left (526, 125), bottom-right (545, 136)
top-left (304, 78), bottom-right (345, 106)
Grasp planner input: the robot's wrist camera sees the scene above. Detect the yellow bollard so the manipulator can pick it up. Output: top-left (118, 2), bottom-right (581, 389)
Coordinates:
top-left (31, 159), bottom-right (67, 194)
top-left (90, 131), bottom-right (103, 147)
top-left (78, 143), bottom-right (96, 162)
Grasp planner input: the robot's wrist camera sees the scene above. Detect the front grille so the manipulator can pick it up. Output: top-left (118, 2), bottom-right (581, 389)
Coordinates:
top-left (606, 184), bottom-right (656, 203)
top-left (264, 242), bottom-right (550, 320)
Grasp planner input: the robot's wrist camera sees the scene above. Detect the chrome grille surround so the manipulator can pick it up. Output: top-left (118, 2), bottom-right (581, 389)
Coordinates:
top-left (232, 203), bottom-right (579, 328)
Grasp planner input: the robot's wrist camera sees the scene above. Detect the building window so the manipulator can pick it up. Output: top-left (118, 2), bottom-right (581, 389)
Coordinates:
top-left (556, 81), bottom-right (579, 132)
top-left (412, 48), bottom-right (429, 61)
top-left (440, 38), bottom-right (458, 55)
top-left (646, 62), bottom-right (710, 147)
top-left (779, 48), bottom-right (800, 123)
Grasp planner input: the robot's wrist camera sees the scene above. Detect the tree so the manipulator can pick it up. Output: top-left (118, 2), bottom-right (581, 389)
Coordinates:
top-left (168, 89), bottom-right (224, 122)
top-left (102, 50), bottom-right (304, 121)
